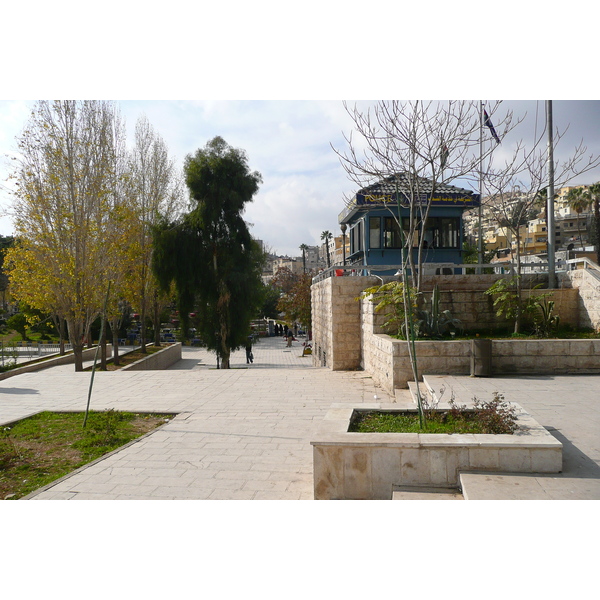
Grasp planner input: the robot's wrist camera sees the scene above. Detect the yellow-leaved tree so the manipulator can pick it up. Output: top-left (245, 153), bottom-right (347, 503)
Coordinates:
top-left (6, 100), bottom-right (129, 371)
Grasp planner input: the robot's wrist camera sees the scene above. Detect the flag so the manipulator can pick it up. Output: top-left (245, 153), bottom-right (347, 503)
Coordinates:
top-left (483, 108), bottom-right (500, 144)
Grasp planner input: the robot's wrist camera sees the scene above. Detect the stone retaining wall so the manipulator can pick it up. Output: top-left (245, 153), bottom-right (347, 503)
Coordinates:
top-left (436, 287), bottom-right (579, 331)
top-left (0, 345), bottom-right (114, 381)
top-left (362, 330), bottom-right (600, 393)
top-left (312, 276), bottom-right (377, 370)
top-left (559, 269), bottom-right (600, 331)
top-left (311, 270), bottom-right (598, 393)
top-left (121, 343), bottom-right (182, 371)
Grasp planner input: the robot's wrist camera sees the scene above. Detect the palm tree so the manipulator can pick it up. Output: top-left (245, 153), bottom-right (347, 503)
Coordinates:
top-left (566, 187), bottom-right (592, 250)
top-left (299, 243), bottom-right (309, 273)
top-left (321, 231), bottom-right (333, 269)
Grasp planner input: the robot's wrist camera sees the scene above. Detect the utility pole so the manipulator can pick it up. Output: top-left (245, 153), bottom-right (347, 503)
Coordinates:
top-left (478, 101), bottom-right (484, 270)
top-left (546, 100), bottom-right (556, 289)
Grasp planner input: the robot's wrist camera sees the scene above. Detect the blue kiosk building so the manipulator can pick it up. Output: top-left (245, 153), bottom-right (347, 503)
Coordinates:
top-left (338, 173), bottom-right (480, 275)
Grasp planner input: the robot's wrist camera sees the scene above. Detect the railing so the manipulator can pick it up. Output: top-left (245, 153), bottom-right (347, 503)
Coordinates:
top-left (312, 257), bottom-right (600, 284)
top-left (2, 341), bottom-right (74, 357)
top-left (565, 257), bottom-right (600, 283)
top-left (312, 263), bottom-right (518, 283)
top-left (2, 341), bottom-right (134, 361)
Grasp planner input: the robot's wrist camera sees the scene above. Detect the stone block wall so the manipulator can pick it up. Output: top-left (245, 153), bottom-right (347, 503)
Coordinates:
top-left (311, 269), bottom-right (598, 393)
top-left (559, 269), bottom-right (600, 331)
top-left (312, 276), bottom-right (379, 370)
top-left (436, 287), bottom-right (579, 331)
top-left (121, 343), bottom-right (182, 371)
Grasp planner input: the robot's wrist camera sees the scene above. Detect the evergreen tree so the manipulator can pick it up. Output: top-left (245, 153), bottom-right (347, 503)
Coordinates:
top-left (153, 137), bottom-right (263, 368)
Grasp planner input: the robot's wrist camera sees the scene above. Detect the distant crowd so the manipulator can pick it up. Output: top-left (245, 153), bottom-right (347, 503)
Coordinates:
top-left (273, 323), bottom-right (291, 337)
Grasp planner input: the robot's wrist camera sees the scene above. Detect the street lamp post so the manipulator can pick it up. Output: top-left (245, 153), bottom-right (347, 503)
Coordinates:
top-left (340, 223), bottom-right (347, 267)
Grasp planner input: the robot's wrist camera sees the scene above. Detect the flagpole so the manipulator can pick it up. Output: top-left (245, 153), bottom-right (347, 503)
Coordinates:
top-left (546, 100), bottom-right (556, 289)
top-left (478, 101), bottom-right (483, 270)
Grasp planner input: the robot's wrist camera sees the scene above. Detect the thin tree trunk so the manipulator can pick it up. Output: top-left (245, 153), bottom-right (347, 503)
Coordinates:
top-left (73, 342), bottom-right (84, 372)
top-left (514, 232), bottom-right (523, 334)
top-left (153, 292), bottom-right (161, 346)
top-left (59, 317), bottom-right (66, 355)
top-left (111, 317), bottom-right (120, 366)
top-left (100, 325), bottom-right (107, 370)
top-left (140, 304), bottom-right (147, 353)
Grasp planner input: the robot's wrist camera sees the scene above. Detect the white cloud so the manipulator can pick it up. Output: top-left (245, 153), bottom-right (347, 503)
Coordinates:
top-left (1, 100), bottom-right (599, 255)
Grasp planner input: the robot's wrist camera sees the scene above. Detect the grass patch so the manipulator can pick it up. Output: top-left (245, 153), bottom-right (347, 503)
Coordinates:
top-left (0, 410), bottom-right (174, 499)
top-left (349, 410), bottom-right (489, 434)
top-left (350, 394), bottom-right (520, 435)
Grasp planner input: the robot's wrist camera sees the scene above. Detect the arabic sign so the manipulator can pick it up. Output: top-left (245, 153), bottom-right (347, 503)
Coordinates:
top-left (355, 192), bottom-right (480, 207)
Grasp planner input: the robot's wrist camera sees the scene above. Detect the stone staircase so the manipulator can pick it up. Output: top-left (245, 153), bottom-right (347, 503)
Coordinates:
top-left (394, 376), bottom-right (561, 501)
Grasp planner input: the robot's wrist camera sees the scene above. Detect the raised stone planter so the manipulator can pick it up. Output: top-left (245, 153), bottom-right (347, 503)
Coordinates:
top-left (121, 343), bottom-right (182, 371)
top-left (311, 403), bottom-right (562, 500)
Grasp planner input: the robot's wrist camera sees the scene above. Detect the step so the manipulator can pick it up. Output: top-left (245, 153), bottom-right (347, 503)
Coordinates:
top-left (407, 380), bottom-right (433, 405)
top-left (459, 471), bottom-right (556, 500)
top-left (392, 485), bottom-right (464, 500)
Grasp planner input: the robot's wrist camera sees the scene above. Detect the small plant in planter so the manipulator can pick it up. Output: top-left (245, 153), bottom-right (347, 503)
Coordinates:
top-left (484, 275), bottom-right (556, 335)
top-left (350, 389), bottom-right (520, 435)
top-left (414, 284), bottom-right (464, 339)
top-left (532, 298), bottom-right (560, 338)
top-left (358, 280), bottom-right (419, 338)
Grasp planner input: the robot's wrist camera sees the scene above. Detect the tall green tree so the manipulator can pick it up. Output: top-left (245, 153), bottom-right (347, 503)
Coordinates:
top-left (153, 137), bottom-right (263, 368)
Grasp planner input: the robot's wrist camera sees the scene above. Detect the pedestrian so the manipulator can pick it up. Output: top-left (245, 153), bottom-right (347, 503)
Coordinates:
top-left (245, 335), bottom-right (254, 364)
top-left (286, 330), bottom-right (293, 348)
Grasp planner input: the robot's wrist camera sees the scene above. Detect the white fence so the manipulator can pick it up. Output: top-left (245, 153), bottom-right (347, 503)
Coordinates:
top-left (0, 341), bottom-right (73, 362)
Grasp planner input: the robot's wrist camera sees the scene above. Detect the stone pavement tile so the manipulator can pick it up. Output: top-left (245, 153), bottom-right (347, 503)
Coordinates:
top-left (241, 479), bottom-right (290, 492)
top-left (536, 476), bottom-right (600, 500)
top-left (11, 336), bottom-right (599, 501)
top-left (461, 473), bottom-right (553, 500)
top-left (59, 481), bottom-right (119, 495)
top-left (208, 489), bottom-right (257, 499)
top-left (93, 483), bottom-right (160, 496)
top-left (253, 490), bottom-right (304, 500)
top-left (64, 493), bottom-right (123, 500)
top-left (213, 470), bottom-right (272, 481)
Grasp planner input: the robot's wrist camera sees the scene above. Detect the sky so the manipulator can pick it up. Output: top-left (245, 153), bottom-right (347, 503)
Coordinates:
top-left (1, 99), bottom-right (600, 258)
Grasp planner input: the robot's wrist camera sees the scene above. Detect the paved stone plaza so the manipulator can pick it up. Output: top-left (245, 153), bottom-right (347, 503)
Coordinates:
top-left (0, 335), bottom-right (598, 500)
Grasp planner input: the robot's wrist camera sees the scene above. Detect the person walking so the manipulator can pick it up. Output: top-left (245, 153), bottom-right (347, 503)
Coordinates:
top-left (245, 335), bottom-right (254, 364)
top-left (286, 329), bottom-right (293, 348)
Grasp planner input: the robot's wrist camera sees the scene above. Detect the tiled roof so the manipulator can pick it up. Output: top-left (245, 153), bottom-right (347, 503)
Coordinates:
top-left (359, 172), bottom-right (475, 198)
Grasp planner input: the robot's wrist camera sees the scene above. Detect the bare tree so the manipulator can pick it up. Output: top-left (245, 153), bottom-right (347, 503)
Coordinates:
top-left (333, 100), bottom-right (519, 291)
top-left (481, 115), bottom-right (600, 331)
top-left (332, 101), bottom-right (519, 423)
top-left (127, 115), bottom-right (185, 350)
